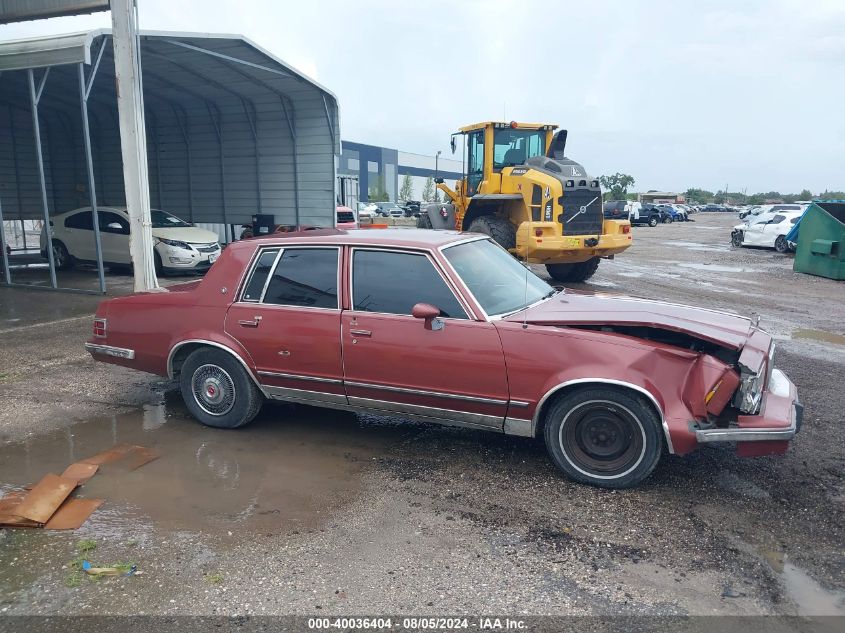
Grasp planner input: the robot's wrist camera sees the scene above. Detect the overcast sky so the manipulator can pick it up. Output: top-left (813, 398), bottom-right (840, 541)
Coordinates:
top-left (2, 0), bottom-right (843, 194)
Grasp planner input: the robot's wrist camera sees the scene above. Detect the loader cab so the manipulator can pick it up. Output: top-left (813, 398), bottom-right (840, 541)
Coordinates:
top-left (460, 122), bottom-right (556, 196)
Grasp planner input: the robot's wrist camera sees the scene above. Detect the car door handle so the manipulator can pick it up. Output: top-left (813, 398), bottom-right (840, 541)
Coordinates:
top-left (349, 329), bottom-right (372, 337)
top-left (238, 316), bottom-right (262, 328)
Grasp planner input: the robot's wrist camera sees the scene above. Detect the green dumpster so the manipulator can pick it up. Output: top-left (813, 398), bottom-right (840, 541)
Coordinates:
top-left (793, 201), bottom-right (845, 280)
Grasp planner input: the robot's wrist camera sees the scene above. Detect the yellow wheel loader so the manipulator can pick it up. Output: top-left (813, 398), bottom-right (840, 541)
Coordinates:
top-left (418, 122), bottom-right (632, 282)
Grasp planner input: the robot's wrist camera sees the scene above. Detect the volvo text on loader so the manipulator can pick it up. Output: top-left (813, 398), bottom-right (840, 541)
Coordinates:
top-left (418, 121), bottom-right (632, 282)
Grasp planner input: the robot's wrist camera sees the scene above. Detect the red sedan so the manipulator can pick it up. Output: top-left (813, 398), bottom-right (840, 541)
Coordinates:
top-left (85, 229), bottom-right (802, 488)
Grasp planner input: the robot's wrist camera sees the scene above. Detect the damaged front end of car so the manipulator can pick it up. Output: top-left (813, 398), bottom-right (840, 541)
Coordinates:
top-left (692, 329), bottom-right (803, 457)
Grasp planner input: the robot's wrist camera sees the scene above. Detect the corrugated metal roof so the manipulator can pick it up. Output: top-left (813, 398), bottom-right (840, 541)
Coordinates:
top-left (0, 29), bottom-right (341, 226)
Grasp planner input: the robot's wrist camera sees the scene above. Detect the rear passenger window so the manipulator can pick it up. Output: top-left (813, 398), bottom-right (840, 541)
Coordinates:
top-left (65, 212), bottom-right (94, 230)
top-left (352, 250), bottom-right (467, 318)
top-left (241, 248), bottom-right (279, 302)
top-left (264, 248), bottom-right (338, 309)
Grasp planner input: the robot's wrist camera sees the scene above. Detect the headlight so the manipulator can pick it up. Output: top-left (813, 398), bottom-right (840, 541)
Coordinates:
top-left (735, 370), bottom-right (764, 414)
top-left (158, 238), bottom-right (191, 250)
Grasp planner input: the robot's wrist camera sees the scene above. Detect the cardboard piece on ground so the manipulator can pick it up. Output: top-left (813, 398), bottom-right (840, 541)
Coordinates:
top-left (80, 443), bottom-right (135, 466)
top-left (0, 513), bottom-right (41, 528)
top-left (81, 444), bottom-right (159, 470)
top-left (44, 498), bottom-right (103, 530)
top-left (12, 473), bottom-right (77, 524)
top-left (122, 446), bottom-right (159, 471)
top-left (61, 462), bottom-right (99, 484)
top-left (0, 490), bottom-right (27, 510)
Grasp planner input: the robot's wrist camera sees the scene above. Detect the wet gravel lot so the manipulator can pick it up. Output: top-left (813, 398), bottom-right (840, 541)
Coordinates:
top-left (0, 213), bottom-right (843, 618)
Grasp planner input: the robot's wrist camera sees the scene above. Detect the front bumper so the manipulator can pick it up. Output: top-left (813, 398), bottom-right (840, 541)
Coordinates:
top-left (159, 248), bottom-right (219, 271)
top-left (516, 221), bottom-right (633, 264)
top-left (695, 369), bottom-right (802, 455)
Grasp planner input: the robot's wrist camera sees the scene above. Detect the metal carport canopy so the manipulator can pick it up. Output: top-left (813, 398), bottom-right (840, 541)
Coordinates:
top-left (0, 28), bottom-right (341, 229)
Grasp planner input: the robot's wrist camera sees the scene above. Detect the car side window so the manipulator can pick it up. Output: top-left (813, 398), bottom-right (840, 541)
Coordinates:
top-left (64, 212), bottom-right (94, 230)
top-left (99, 212), bottom-right (129, 234)
top-left (352, 250), bottom-right (467, 319)
top-left (241, 248), bottom-right (280, 302)
top-left (263, 248), bottom-right (339, 309)
top-left (770, 214), bottom-right (785, 224)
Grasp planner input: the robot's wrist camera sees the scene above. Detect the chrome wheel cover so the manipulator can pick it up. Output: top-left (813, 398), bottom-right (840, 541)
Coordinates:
top-left (192, 363), bottom-right (236, 416)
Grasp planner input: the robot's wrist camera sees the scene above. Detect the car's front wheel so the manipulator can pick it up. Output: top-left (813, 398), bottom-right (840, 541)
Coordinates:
top-left (543, 386), bottom-right (663, 489)
top-left (180, 347), bottom-right (264, 429)
top-left (731, 231), bottom-right (744, 247)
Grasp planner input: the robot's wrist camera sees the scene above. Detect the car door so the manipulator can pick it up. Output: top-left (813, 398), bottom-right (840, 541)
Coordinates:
top-left (225, 246), bottom-right (345, 406)
top-left (341, 247), bottom-right (510, 430)
top-left (97, 211), bottom-right (131, 264)
top-left (758, 214), bottom-right (786, 247)
top-left (743, 215), bottom-right (771, 245)
top-left (59, 209), bottom-right (95, 260)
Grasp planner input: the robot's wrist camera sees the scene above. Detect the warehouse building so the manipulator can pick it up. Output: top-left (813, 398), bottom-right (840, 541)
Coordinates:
top-left (338, 140), bottom-right (463, 203)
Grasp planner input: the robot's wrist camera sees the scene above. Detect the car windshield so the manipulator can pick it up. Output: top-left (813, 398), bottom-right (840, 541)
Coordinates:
top-left (150, 210), bottom-right (190, 228)
top-left (443, 238), bottom-right (555, 317)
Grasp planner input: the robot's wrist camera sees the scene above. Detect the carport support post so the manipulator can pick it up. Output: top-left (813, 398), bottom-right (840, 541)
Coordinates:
top-left (111, 0), bottom-right (158, 292)
top-left (78, 63), bottom-right (107, 294)
top-left (28, 68), bottom-right (58, 289)
top-left (0, 194), bottom-right (10, 286)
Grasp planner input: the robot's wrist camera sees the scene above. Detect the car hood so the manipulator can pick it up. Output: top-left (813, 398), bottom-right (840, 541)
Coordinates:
top-left (504, 290), bottom-right (753, 349)
top-left (151, 226), bottom-right (220, 243)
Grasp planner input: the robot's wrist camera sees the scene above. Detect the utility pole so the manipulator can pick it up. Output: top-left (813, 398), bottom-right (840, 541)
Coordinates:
top-left (112, 0), bottom-right (158, 292)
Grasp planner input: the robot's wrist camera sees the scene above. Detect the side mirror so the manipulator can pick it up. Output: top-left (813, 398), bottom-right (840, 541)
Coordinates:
top-left (106, 222), bottom-right (123, 231)
top-left (412, 302), bottom-right (444, 331)
top-left (450, 135), bottom-right (457, 154)
top-left (434, 177), bottom-right (444, 184)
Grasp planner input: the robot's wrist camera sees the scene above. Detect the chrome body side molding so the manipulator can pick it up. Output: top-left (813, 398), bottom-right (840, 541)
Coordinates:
top-left (531, 378), bottom-right (674, 454)
top-left (257, 370), bottom-right (342, 385)
top-left (263, 385), bottom-right (348, 406)
top-left (344, 380), bottom-right (508, 406)
top-left (84, 342), bottom-right (135, 360)
top-left (346, 396), bottom-right (503, 429)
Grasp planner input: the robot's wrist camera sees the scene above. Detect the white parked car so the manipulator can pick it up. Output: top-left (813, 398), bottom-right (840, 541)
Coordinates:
top-left (356, 202), bottom-right (378, 219)
top-left (40, 206), bottom-right (221, 274)
top-left (731, 211), bottom-right (803, 253)
top-left (738, 203), bottom-right (804, 220)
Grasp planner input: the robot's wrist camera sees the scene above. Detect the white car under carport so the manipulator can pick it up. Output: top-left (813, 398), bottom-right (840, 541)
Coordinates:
top-left (731, 211), bottom-right (803, 253)
top-left (40, 207), bottom-right (221, 274)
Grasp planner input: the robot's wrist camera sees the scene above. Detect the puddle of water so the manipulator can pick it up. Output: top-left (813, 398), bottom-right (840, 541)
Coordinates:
top-left (781, 560), bottom-right (845, 616)
top-left (793, 329), bottom-right (845, 347)
top-left (0, 399), bottom-right (409, 535)
top-left (667, 241), bottom-right (730, 253)
top-left (678, 262), bottom-right (747, 273)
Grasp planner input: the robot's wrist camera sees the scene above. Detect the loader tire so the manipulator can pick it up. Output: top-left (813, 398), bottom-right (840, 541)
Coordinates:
top-left (467, 215), bottom-right (516, 250)
top-left (546, 257), bottom-right (600, 283)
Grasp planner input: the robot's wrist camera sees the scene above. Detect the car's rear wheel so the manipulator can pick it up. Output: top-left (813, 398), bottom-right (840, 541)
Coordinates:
top-left (774, 235), bottom-right (789, 253)
top-left (51, 241), bottom-right (74, 271)
top-left (466, 215), bottom-right (516, 250)
top-left (648, 216), bottom-right (658, 227)
top-left (180, 348), bottom-right (263, 429)
top-left (545, 257), bottom-right (600, 283)
top-left (543, 386), bottom-right (663, 489)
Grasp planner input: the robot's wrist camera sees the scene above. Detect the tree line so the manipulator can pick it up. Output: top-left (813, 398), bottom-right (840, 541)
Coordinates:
top-left (599, 173), bottom-right (843, 205)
